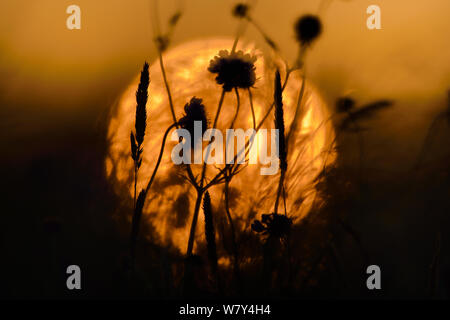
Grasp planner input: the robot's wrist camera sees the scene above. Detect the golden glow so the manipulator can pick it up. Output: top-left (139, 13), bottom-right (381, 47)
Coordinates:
top-left (106, 38), bottom-right (335, 253)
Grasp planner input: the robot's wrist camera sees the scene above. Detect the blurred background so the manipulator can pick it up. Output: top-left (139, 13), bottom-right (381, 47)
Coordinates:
top-left (0, 0), bottom-right (449, 298)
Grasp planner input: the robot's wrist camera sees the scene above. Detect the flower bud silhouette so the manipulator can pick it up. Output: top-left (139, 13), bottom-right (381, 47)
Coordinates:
top-left (294, 15), bottom-right (322, 47)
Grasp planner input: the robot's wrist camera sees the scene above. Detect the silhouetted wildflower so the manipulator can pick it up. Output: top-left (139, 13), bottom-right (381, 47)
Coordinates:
top-left (252, 213), bottom-right (292, 239)
top-left (178, 97), bottom-right (208, 149)
top-left (208, 50), bottom-right (257, 92)
top-left (232, 3), bottom-right (249, 18)
top-left (155, 35), bottom-right (170, 52)
top-left (336, 97), bottom-right (355, 113)
top-left (294, 15), bottom-right (322, 47)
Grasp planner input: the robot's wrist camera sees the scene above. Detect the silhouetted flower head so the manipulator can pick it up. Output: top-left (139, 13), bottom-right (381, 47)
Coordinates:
top-left (208, 50), bottom-right (257, 92)
top-left (178, 97), bottom-right (208, 147)
top-left (336, 97), bottom-right (355, 113)
top-left (232, 3), bottom-right (249, 18)
top-left (251, 213), bottom-right (292, 239)
top-left (294, 15), bottom-right (322, 47)
top-left (155, 35), bottom-right (169, 52)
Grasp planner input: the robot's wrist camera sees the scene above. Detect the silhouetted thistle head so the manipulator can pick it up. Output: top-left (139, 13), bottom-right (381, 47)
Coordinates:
top-left (178, 97), bottom-right (208, 147)
top-left (294, 15), bottom-right (322, 47)
top-left (155, 35), bottom-right (170, 52)
top-left (135, 62), bottom-right (150, 146)
top-left (208, 50), bottom-right (257, 92)
top-left (251, 213), bottom-right (292, 239)
top-left (232, 3), bottom-right (249, 18)
top-left (336, 97), bottom-right (355, 113)
top-left (274, 70), bottom-right (287, 171)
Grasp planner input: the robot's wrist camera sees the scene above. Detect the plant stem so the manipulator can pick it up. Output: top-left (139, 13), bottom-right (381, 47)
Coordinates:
top-left (134, 165), bottom-right (138, 208)
top-left (221, 70), bottom-right (293, 181)
top-left (224, 176), bottom-right (242, 292)
top-left (248, 88), bottom-right (256, 130)
top-left (273, 170), bottom-right (285, 214)
top-left (285, 72), bottom-right (306, 149)
top-left (185, 89), bottom-right (226, 257)
top-left (145, 123), bottom-right (177, 194)
top-left (221, 89), bottom-right (242, 291)
top-left (213, 90), bottom-right (226, 131)
top-left (186, 189), bottom-right (204, 256)
top-left (231, 19), bottom-right (248, 53)
top-left (200, 89), bottom-right (226, 188)
top-left (130, 122), bottom-right (173, 264)
top-left (159, 51), bottom-right (177, 125)
top-left (158, 47), bottom-right (198, 189)
top-left (230, 88), bottom-right (240, 129)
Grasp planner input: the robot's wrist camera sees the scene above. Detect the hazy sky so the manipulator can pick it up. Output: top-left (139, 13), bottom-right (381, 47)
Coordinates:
top-left (1, 1), bottom-right (449, 298)
top-left (1, 0), bottom-right (449, 168)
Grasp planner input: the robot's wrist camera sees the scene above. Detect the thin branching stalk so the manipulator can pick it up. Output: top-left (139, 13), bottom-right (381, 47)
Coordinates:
top-left (224, 176), bottom-right (242, 292)
top-left (203, 192), bottom-right (220, 290)
top-left (186, 89), bottom-right (226, 257)
top-left (202, 89), bottom-right (226, 189)
top-left (210, 70), bottom-right (293, 184)
top-left (285, 71), bottom-right (306, 149)
top-left (212, 89), bottom-right (227, 134)
top-left (144, 123), bottom-right (177, 194)
top-left (130, 123), bottom-right (175, 266)
top-left (186, 189), bottom-right (204, 256)
top-left (158, 53), bottom-right (198, 188)
top-left (185, 15), bottom-right (246, 258)
top-left (151, 0), bottom-right (198, 189)
top-left (158, 52), bottom-right (177, 125)
top-left (282, 185), bottom-right (287, 216)
top-left (231, 19), bottom-right (248, 54)
top-left (246, 16), bottom-right (278, 52)
top-left (230, 88), bottom-right (241, 129)
top-left (221, 88), bottom-right (243, 292)
top-left (274, 171), bottom-right (286, 214)
top-left (248, 88), bottom-right (256, 129)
